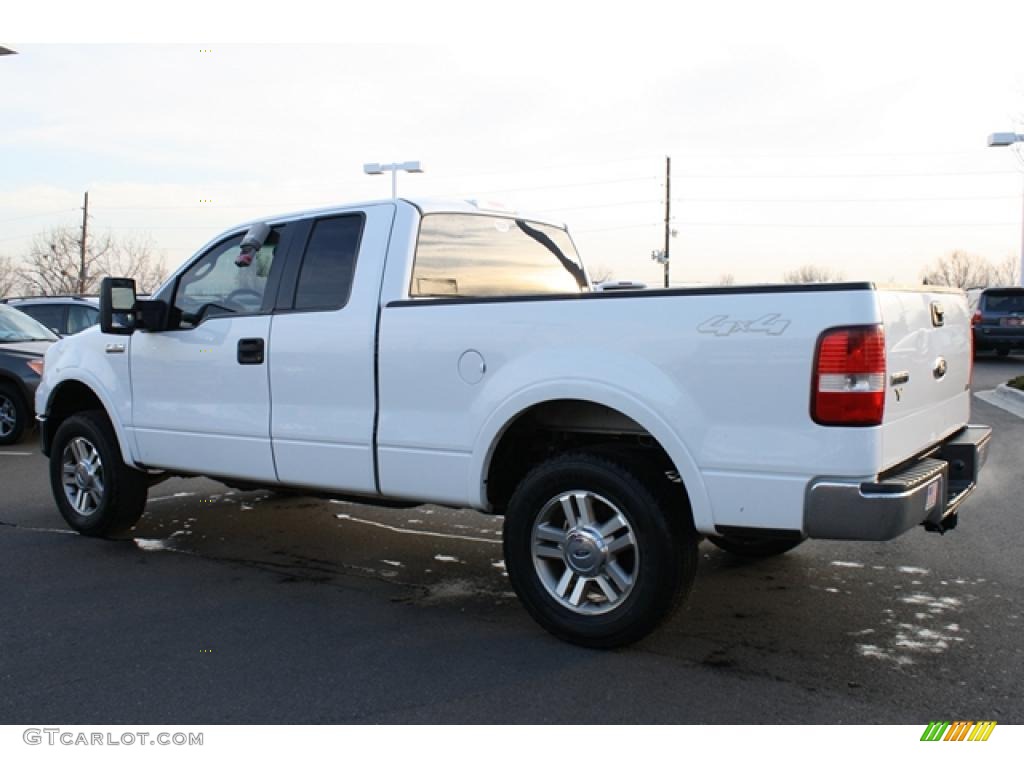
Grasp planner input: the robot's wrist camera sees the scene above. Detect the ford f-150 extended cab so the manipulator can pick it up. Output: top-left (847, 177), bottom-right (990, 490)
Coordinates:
top-left (35, 198), bottom-right (992, 647)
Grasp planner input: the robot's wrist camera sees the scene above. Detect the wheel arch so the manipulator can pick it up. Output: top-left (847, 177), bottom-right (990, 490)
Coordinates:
top-left (42, 377), bottom-right (136, 466)
top-left (0, 372), bottom-right (33, 407)
top-left (472, 384), bottom-right (713, 532)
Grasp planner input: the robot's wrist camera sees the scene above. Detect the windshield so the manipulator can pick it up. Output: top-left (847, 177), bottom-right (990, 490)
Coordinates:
top-left (0, 305), bottom-right (60, 343)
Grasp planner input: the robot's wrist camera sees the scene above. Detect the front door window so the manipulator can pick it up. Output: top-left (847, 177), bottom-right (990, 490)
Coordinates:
top-left (173, 229), bottom-right (281, 326)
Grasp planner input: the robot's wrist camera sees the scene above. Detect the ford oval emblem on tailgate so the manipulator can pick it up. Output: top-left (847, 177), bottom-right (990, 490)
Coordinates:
top-left (933, 357), bottom-right (948, 380)
top-left (930, 301), bottom-right (945, 327)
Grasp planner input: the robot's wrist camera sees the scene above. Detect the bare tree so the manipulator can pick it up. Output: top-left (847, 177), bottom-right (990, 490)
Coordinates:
top-left (0, 255), bottom-right (20, 299)
top-left (783, 264), bottom-right (845, 284)
top-left (18, 226), bottom-right (106, 296)
top-left (716, 273), bottom-right (736, 286)
top-left (588, 264), bottom-right (614, 284)
top-left (989, 253), bottom-right (1021, 287)
top-left (920, 250), bottom-right (997, 289)
top-left (96, 233), bottom-right (168, 294)
top-left (18, 226), bottom-right (167, 296)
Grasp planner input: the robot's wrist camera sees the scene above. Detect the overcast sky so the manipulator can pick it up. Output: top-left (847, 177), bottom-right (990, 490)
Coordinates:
top-left (3, 2), bottom-right (1024, 286)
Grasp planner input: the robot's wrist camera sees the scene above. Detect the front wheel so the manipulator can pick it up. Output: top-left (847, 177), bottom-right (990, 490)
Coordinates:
top-left (50, 410), bottom-right (149, 537)
top-left (503, 452), bottom-right (697, 648)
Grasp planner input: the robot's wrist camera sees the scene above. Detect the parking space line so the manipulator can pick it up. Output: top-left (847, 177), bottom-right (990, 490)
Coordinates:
top-left (0, 451), bottom-right (34, 456)
top-left (334, 512), bottom-right (501, 545)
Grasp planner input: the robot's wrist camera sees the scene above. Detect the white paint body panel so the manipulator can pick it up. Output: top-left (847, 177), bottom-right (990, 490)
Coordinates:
top-left (36, 327), bottom-right (137, 466)
top-left (38, 198), bottom-right (974, 539)
top-left (375, 289), bottom-right (885, 532)
top-left (130, 315), bottom-right (275, 482)
top-left (268, 204), bottom-right (395, 493)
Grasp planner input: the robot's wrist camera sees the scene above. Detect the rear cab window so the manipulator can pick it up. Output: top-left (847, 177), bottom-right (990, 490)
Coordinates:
top-left (411, 214), bottom-right (588, 298)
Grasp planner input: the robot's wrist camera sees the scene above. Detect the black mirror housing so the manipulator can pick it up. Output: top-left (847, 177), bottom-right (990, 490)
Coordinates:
top-left (134, 299), bottom-right (170, 332)
top-left (99, 277), bottom-right (137, 335)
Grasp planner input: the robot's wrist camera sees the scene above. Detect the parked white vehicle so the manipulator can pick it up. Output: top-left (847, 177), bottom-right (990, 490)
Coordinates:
top-left (36, 198), bottom-right (991, 646)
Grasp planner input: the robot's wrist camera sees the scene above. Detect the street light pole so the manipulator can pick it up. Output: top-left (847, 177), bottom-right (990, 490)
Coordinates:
top-left (363, 160), bottom-right (424, 200)
top-left (663, 156), bottom-right (671, 289)
top-left (986, 132), bottom-right (1024, 287)
top-left (1019, 177), bottom-right (1024, 288)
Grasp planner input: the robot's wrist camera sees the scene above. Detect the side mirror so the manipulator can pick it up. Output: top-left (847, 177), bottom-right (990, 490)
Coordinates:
top-left (99, 277), bottom-right (137, 335)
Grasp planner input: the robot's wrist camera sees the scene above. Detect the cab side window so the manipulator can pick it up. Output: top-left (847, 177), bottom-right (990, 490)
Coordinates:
top-left (20, 305), bottom-right (65, 335)
top-left (293, 215), bottom-right (363, 311)
top-left (173, 228), bottom-right (282, 325)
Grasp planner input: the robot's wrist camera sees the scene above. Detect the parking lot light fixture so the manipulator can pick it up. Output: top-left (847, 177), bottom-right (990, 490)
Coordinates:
top-left (987, 132), bottom-right (1024, 287)
top-left (363, 161), bottom-right (424, 200)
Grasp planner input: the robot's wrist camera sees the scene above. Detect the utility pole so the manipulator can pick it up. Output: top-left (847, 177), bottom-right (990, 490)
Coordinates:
top-left (663, 156), bottom-right (671, 288)
top-left (79, 191), bottom-right (89, 295)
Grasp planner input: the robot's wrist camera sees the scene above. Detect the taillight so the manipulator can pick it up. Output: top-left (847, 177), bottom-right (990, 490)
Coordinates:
top-left (970, 313), bottom-right (977, 385)
top-left (812, 325), bottom-right (886, 426)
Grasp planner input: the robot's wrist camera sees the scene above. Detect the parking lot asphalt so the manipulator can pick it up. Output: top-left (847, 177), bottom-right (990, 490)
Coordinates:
top-left (1, 357), bottom-right (1021, 724)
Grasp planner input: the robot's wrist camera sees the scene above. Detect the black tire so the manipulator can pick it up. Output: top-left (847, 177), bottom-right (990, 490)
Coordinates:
top-left (0, 382), bottom-right (29, 446)
top-left (50, 410), bottom-right (148, 537)
top-left (503, 452), bottom-right (697, 648)
top-left (996, 348), bottom-right (1010, 358)
top-left (708, 533), bottom-right (804, 558)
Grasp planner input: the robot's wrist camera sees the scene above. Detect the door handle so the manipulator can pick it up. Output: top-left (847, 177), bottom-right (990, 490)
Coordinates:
top-left (237, 338), bottom-right (265, 365)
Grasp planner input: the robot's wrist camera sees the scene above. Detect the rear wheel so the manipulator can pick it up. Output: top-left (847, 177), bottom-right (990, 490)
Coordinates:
top-left (503, 452), bottom-right (697, 648)
top-left (0, 383), bottom-right (28, 445)
top-left (50, 410), bottom-right (148, 537)
top-left (708, 533), bottom-right (804, 558)
top-left (997, 348), bottom-right (1011, 357)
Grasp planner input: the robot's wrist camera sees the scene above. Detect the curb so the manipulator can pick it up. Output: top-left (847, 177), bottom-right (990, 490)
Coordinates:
top-left (995, 383), bottom-right (1024, 405)
top-left (975, 383), bottom-right (1024, 420)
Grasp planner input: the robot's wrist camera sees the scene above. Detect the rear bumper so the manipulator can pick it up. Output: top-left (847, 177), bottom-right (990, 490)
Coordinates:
top-left (974, 326), bottom-right (1024, 348)
top-left (804, 425), bottom-right (992, 540)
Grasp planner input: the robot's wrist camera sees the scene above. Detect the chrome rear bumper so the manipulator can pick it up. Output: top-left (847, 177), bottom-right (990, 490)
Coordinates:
top-left (804, 425), bottom-right (992, 540)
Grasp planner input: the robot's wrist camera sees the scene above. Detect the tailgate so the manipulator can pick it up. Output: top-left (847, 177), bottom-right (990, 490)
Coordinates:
top-left (876, 289), bottom-right (972, 471)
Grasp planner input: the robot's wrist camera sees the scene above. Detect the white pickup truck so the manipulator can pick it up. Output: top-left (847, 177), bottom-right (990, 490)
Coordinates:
top-left (36, 198), bottom-right (992, 647)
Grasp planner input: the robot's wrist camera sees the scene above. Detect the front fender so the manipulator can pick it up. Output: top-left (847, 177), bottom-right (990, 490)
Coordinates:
top-left (38, 330), bottom-right (138, 468)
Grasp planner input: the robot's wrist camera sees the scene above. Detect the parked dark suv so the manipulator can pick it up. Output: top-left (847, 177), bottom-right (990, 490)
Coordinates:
top-left (0, 304), bottom-right (58, 444)
top-left (0, 295), bottom-right (99, 336)
top-left (969, 287), bottom-right (1024, 357)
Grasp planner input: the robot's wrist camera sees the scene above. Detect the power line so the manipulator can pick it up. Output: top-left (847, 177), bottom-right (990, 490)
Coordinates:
top-left (576, 221), bottom-right (1021, 233)
top-left (536, 194), bottom-right (1021, 214)
top-left (442, 175), bottom-right (661, 196)
top-left (673, 194), bottom-right (1022, 204)
top-left (0, 208), bottom-right (79, 224)
top-left (672, 169), bottom-right (1019, 180)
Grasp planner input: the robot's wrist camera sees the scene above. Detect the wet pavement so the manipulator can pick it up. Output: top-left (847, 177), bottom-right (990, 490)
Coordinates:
top-left (1, 357), bottom-right (1022, 723)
